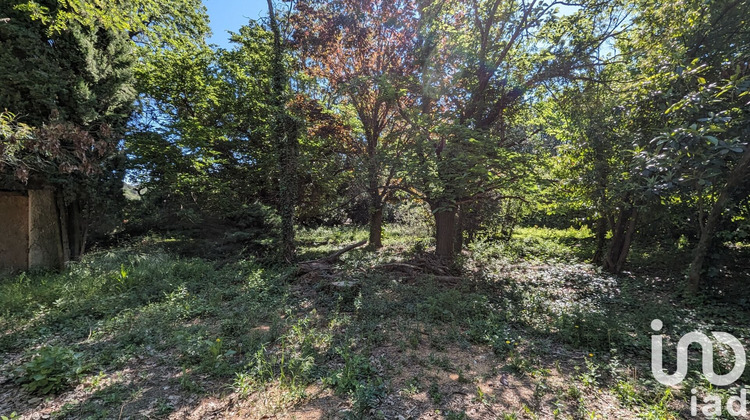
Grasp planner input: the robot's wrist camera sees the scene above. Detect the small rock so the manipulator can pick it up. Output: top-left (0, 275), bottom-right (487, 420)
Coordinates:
top-left (28, 397), bottom-right (42, 405)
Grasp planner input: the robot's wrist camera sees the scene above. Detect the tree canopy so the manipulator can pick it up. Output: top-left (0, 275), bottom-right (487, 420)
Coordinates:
top-left (2, 0), bottom-right (748, 288)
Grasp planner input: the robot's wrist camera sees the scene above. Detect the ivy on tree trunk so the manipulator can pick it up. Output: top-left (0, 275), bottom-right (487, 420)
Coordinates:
top-left (267, 0), bottom-right (299, 263)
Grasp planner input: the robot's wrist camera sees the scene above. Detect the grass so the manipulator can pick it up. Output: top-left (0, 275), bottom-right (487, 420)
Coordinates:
top-left (1, 226), bottom-right (748, 419)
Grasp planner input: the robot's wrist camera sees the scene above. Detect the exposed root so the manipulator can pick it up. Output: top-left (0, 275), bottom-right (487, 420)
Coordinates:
top-left (377, 254), bottom-right (459, 280)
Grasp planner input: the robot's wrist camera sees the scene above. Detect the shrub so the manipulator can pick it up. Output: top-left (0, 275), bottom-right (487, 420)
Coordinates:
top-left (16, 346), bottom-right (84, 395)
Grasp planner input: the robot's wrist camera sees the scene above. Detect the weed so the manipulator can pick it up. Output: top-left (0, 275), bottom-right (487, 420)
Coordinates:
top-left (456, 367), bottom-right (471, 384)
top-left (551, 396), bottom-right (566, 419)
top-left (579, 358), bottom-right (600, 387)
top-left (400, 379), bottom-right (419, 396)
top-left (639, 388), bottom-right (678, 420)
top-left (206, 337), bottom-right (236, 368)
top-left (349, 380), bottom-right (386, 417)
top-left (428, 382), bottom-right (443, 405)
top-left (16, 346), bottom-right (85, 395)
top-left (614, 379), bottom-right (641, 408)
top-left (178, 368), bottom-right (203, 393)
top-left (325, 347), bottom-right (375, 394)
top-left (2, 227), bottom-right (747, 418)
top-left (445, 410), bottom-right (468, 420)
top-left (474, 385), bottom-right (495, 405)
top-left (83, 371), bottom-right (107, 392)
top-left (153, 397), bottom-right (174, 416)
top-left (533, 380), bottom-right (549, 405)
top-left (566, 384), bottom-right (582, 400)
top-left (428, 352), bottom-right (453, 371)
top-left (521, 404), bottom-right (539, 419)
top-left (504, 351), bottom-right (531, 375)
top-left (233, 371), bottom-right (255, 398)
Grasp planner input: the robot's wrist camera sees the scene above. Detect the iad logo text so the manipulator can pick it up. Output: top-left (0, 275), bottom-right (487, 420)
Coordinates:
top-left (651, 319), bottom-right (747, 417)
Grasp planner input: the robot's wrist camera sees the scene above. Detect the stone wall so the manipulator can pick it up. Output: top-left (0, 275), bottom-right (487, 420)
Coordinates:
top-left (0, 191), bottom-right (29, 271)
top-left (0, 189), bottom-right (65, 273)
top-left (29, 189), bottom-right (64, 269)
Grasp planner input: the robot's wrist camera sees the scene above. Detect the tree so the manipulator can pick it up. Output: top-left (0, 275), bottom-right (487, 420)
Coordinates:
top-left (1, 2), bottom-right (138, 257)
top-left (126, 20), bottom-right (283, 240)
top-left (401, 0), bottom-right (627, 261)
top-left (616, 0), bottom-right (750, 288)
top-left (541, 67), bottom-right (631, 265)
top-left (126, 16), bottom-right (355, 253)
top-left (14, 0), bottom-right (209, 47)
top-left (267, 0), bottom-right (300, 263)
top-left (293, 0), bottom-right (419, 249)
top-left (1, 0), bottom-right (210, 256)
top-left (647, 71), bottom-right (750, 293)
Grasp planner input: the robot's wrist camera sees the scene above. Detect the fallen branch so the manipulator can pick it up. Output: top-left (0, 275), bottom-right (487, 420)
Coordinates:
top-left (316, 239), bottom-right (367, 264)
top-left (297, 240), bottom-right (368, 275)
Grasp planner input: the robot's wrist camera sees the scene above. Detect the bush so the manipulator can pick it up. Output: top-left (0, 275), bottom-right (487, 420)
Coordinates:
top-left (123, 199), bottom-right (282, 259)
top-left (16, 346), bottom-right (84, 395)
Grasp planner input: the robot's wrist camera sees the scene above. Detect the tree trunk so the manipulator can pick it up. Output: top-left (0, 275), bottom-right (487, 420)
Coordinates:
top-left (365, 122), bottom-right (383, 249)
top-left (453, 204), bottom-right (464, 254)
top-left (686, 149), bottom-right (750, 294)
top-left (67, 200), bottom-right (83, 260)
top-left (603, 206), bottom-right (636, 273)
top-left (686, 219), bottom-right (715, 295)
top-left (268, 0), bottom-right (298, 263)
top-left (591, 133), bottom-right (610, 266)
top-left (434, 204), bottom-right (457, 261)
top-left (368, 204), bottom-right (383, 249)
top-left (614, 208), bottom-right (637, 273)
top-left (278, 114), bottom-right (299, 263)
top-left (603, 208), bottom-right (626, 272)
top-left (592, 216), bottom-right (607, 265)
top-left (80, 222), bottom-right (89, 257)
top-left (56, 192), bottom-right (71, 263)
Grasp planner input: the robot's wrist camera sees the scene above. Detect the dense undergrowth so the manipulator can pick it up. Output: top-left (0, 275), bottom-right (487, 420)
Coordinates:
top-left (1, 226), bottom-right (748, 419)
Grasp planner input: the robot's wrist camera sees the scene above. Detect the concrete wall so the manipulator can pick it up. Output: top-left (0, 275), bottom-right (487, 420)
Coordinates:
top-left (0, 191), bottom-right (29, 271)
top-left (29, 189), bottom-right (64, 269)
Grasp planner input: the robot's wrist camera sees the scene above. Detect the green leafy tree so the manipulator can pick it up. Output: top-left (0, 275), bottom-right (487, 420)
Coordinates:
top-left (401, 0), bottom-right (626, 260)
top-left (613, 0), bottom-right (750, 287)
top-left (541, 69), bottom-right (631, 265)
top-left (1, 0), bottom-right (209, 256)
top-left (1, 2), bottom-right (137, 256)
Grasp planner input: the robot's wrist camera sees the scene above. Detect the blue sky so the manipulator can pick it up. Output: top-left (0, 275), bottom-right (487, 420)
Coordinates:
top-left (202, 1), bottom-right (581, 49)
top-left (204, 0), bottom-right (268, 48)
